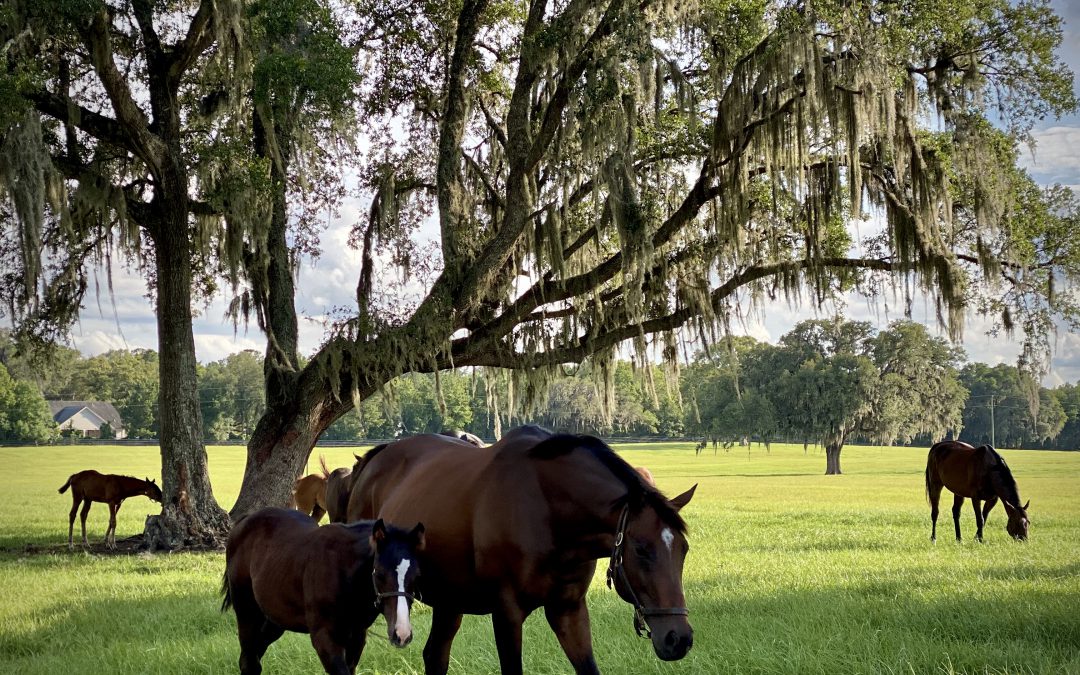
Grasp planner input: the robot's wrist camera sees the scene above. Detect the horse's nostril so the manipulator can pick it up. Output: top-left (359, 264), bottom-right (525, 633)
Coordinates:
top-left (665, 630), bottom-right (678, 647)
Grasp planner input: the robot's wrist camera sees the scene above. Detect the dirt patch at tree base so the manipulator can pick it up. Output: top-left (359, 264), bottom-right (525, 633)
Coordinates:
top-left (9, 535), bottom-right (224, 556)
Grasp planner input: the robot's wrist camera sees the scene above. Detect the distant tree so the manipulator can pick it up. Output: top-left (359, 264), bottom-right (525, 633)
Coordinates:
top-left (743, 319), bottom-right (965, 474)
top-left (1050, 383), bottom-right (1080, 450)
top-left (864, 322), bottom-right (967, 447)
top-left (98, 421), bottom-right (116, 440)
top-left (68, 350), bottom-right (159, 438)
top-left (0, 365), bottom-right (57, 443)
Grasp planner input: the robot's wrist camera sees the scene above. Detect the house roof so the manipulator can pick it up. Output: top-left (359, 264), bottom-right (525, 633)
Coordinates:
top-left (48, 401), bottom-right (125, 430)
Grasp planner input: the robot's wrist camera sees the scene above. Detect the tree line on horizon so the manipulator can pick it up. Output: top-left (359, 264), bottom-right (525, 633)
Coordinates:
top-left (3, 321), bottom-right (1077, 466)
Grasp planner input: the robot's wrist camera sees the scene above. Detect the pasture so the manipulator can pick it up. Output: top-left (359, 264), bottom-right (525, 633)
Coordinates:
top-left (1, 441), bottom-right (1078, 674)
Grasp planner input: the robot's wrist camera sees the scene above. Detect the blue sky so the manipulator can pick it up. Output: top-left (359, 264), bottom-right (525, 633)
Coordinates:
top-left (59, 2), bottom-right (1080, 383)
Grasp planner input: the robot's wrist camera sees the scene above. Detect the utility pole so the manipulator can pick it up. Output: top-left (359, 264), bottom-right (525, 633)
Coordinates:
top-left (990, 395), bottom-right (996, 447)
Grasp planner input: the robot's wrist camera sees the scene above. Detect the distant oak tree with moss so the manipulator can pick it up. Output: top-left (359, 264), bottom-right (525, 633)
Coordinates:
top-left (2, 0), bottom-right (1079, 534)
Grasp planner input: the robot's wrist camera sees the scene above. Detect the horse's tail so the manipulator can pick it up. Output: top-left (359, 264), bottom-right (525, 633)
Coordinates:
top-left (318, 454), bottom-right (331, 480)
top-left (925, 444), bottom-right (941, 505)
top-left (58, 475), bottom-right (73, 494)
top-left (220, 571), bottom-right (233, 613)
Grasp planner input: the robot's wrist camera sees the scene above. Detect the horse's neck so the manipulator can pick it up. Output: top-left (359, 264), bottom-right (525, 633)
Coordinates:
top-left (988, 465), bottom-right (1020, 504)
top-left (544, 482), bottom-right (625, 559)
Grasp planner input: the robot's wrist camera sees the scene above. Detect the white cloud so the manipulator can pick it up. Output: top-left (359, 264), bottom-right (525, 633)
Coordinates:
top-left (1020, 126), bottom-right (1080, 185)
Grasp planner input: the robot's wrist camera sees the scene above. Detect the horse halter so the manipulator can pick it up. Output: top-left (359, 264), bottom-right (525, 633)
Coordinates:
top-left (606, 503), bottom-right (690, 639)
top-left (371, 571), bottom-right (419, 609)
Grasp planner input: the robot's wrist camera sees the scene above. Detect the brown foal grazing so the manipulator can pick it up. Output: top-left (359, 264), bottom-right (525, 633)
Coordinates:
top-left (58, 470), bottom-right (163, 549)
top-left (925, 440), bottom-right (1030, 542)
top-left (292, 457), bottom-right (330, 522)
top-left (222, 508), bottom-right (425, 675)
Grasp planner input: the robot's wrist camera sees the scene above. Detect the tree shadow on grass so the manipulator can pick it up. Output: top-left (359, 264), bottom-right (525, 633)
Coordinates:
top-left (0, 588), bottom-right (431, 674)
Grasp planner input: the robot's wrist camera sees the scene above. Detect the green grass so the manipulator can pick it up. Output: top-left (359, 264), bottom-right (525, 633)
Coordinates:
top-left (1, 442), bottom-right (1078, 674)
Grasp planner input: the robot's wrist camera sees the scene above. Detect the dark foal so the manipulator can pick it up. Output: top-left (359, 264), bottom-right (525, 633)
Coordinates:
top-left (926, 440), bottom-right (1030, 542)
top-left (58, 470), bottom-right (162, 549)
top-left (221, 508), bottom-right (424, 675)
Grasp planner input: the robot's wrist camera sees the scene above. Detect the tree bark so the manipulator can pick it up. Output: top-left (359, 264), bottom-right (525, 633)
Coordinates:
top-left (824, 443), bottom-right (843, 475)
top-left (142, 194), bottom-right (230, 549)
top-left (229, 363), bottom-right (373, 519)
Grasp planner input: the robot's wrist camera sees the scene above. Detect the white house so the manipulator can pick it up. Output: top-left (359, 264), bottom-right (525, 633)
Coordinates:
top-left (48, 401), bottom-right (127, 439)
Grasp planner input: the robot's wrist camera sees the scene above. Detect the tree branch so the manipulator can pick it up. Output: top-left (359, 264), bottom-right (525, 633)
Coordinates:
top-left (81, 9), bottom-right (164, 170)
top-left (455, 256), bottom-right (900, 368)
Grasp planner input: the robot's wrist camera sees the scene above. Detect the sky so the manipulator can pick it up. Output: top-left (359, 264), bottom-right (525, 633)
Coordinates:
top-left (53, 0), bottom-right (1080, 384)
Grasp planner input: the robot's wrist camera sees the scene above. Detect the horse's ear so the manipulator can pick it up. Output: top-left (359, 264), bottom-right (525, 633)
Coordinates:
top-left (354, 453), bottom-right (362, 461)
top-left (410, 522), bottom-right (426, 551)
top-left (670, 484), bottom-right (698, 512)
top-left (370, 518), bottom-right (386, 549)
top-left (1023, 500), bottom-right (1030, 511)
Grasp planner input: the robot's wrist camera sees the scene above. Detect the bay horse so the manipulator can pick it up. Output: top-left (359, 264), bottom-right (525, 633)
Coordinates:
top-left (221, 508), bottom-right (425, 675)
top-left (925, 440), bottom-right (1030, 542)
top-left (324, 462), bottom-right (354, 523)
top-left (347, 425), bottom-right (696, 675)
top-left (58, 470), bottom-right (162, 549)
top-left (292, 457), bottom-right (330, 522)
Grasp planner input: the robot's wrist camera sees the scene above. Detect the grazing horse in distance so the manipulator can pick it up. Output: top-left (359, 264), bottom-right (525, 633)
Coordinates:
top-left (222, 508), bottom-right (425, 675)
top-left (348, 426), bottom-right (697, 675)
top-left (58, 470), bottom-right (163, 549)
top-left (292, 457), bottom-right (330, 522)
top-left (926, 440), bottom-right (1030, 542)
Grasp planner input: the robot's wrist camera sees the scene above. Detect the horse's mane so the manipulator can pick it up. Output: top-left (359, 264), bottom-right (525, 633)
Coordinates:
top-left (351, 442), bottom-right (388, 480)
top-left (983, 445), bottom-right (1022, 505)
top-left (529, 434), bottom-right (686, 533)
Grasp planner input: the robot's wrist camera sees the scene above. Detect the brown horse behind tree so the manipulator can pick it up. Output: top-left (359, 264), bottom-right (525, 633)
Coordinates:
top-left (58, 470), bottom-right (163, 549)
top-left (222, 508), bottom-right (425, 675)
top-left (925, 440), bottom-right (1030, 542)
top-left (347, 425), bottom-right (696, 675)
top-left (324, 462), bottom-right (355, 523)
top-left (292, 457), bottom-right (330, 522)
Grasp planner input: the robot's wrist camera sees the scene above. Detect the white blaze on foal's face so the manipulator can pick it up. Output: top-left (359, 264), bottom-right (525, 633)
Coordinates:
top-left (394, 558), bottom-right (412, 642)
top-left (661, 527), bottom-right (675, 554)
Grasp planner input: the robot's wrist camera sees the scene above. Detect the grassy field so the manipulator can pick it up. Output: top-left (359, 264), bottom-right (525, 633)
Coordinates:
top-left (1, 441), bottom-right (1078, 674)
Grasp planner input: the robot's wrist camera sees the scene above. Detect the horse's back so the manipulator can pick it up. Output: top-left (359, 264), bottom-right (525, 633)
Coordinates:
top-left (227, 508), bottom-right (318, 578)
top-left (350, 434), bottom-right (514, 609)
top-left (928, 441), bottom-right (987, 498)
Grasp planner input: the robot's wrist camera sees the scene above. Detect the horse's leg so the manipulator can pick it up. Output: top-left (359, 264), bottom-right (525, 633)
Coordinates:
top-left (423, 607), bottom-right (463, 675)
top-left (982, 497), bottom-right (998, 526)
top-left (108, 502), bottom-right (121, 549)
top-left (310, 628), bottom-right (351, 675)
top-left (544, 599), bottom-right (600, 675)
top-left (951, 493), bottom-right (965, 542)
top-left (972, 498), bottom-right (985, 542)
top-left (345, 631), bottom-right (367, 675)
top-left (237, 616), bottom-right (282, 675)
top-left (79, 500), bottom-right (92, 547)
top-left (310, 504), bottom-right (326, 522)
top-left (491, 604), bottom-right (526, 675)
top-left (68, 494), bottom-right (79, 550)
top-left (928, 482), bottom-right (944, 542)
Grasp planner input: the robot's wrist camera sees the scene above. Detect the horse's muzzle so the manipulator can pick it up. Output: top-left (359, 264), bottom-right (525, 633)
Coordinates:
top-left (653, 627), bottom-right (693, 661)
top-left (389, 631), bottom-right (412, 648)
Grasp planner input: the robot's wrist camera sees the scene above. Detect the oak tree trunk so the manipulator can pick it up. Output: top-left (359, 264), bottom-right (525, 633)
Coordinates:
top-left (142, 196), bottom-right (230, 549)
top-left (824, 443), bottom-right (843, 475)
top-left (229, 370), bottom-right (372, 519)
